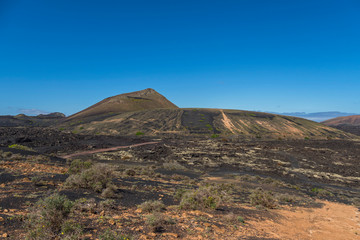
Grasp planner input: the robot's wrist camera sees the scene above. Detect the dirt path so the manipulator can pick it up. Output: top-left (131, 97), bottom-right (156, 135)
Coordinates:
top-left (61, 141), bottom-right (159, 159)
top-left (245, 200), bottom-right (360, 240)
top-left (220, 110), bottom-right (238, 134)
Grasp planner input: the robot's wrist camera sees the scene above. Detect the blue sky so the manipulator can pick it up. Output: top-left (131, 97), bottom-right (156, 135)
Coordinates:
top-left (0, 0), bottom-right (359, 116)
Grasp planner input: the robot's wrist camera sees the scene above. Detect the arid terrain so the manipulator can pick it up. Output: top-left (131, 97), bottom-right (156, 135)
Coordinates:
top-left (0, 127), bottom-right (359, 239)
top-left (323, 115), bottom-right (360, 136)
top-left (0, 89), bottom-right (359, 239)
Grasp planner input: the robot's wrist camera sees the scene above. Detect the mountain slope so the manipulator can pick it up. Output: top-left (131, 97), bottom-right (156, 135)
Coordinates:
top-left (322, 115), bottom-right (360, 126)
top-left (63, 108), bottom-right (356, 139)
top-left (322, 115), bottom-right (360, 136)
top-left (66, 88), bottom-right (178, 121)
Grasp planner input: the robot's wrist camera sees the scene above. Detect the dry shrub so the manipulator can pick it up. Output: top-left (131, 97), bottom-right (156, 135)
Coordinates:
top-left (178, 183), bottom-right (233, 210)
top-left (138, 200), bottom-right (166, 213)
top-left (64, 163), bottom-right (117, 198)
top-left (249, 188), bottom-right (277, 209)
top-left (25, 193), bottom-right (82, 239)
top-left (145, 212), bottom-right (175, 233)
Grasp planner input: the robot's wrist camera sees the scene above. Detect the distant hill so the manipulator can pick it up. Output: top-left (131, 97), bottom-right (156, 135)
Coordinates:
top-left (269, 111), bottom-right (358, 122)
top-left (66, 88), bottom-right (178, 121)
top-left (63, 107), bottom-right (356, 140)
top-left (322, 115), bottom-right (360, 136)
top-left (0, 112), bottom-right (65, 127)
top-left (322, 115), bottom-right (360, 126)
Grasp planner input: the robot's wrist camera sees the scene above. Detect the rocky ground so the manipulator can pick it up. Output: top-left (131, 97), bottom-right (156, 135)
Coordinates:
top-left (0, 128), bottom-right (359, 239)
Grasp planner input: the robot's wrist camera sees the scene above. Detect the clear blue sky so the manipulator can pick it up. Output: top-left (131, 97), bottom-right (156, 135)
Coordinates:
top-left (0, 0), bottom-right (359, 116)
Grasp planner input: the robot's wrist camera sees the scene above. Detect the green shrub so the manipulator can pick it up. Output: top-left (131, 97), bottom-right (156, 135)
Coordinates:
top-left (25, 193), bottom-right (78, 239)
top-left (64, 163), bottom-right (116, 197)
top-left (8, 144), bottom-right (34, 152)
top-left (135, 131), bottom-right (144, 136)
top-left (60, 219), bottom-right (83, 239)
top-left (31, 176), bottom-right (45, 186)
top-left (211, 134), bottom-right (219, 138)
top-left (174, 188), bottom-right (187, 201)
top-left (67, 159), bottom-right (93, 174)
top-left (101, 185), bottom-right (117, 198)
top-left (178, 183), bottom-right (233, 210)
top-left (249, 188), bottom-right (277, 208)
top-left (99, 199), bottom-right (116, 210)
top-left (138, 200), bottom-right (166, 213)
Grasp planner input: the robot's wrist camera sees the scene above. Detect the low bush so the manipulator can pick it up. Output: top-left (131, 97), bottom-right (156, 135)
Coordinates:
top-left (163, 162), bottom-right (187, 171)
top-left (1, 151), bottom-right (12, 158)
top-left (138, 200), bottom-right (166, 213)
top-left (249, 188), bottom-right (277, 209)
top-left (99, 199), bottom-right (116, 211)
top-left (178, 183), bottom-right (233, 210)
top-left (8, 144), bottom-right (34, 152)
top-left (64, 163), bottom-right (116, 197)
top-left (67, 159), bottom-right (93, 174)
top-left (145, 212), bottom-right (175, 233)
top-left (25, 193), bottom-right (80, 239)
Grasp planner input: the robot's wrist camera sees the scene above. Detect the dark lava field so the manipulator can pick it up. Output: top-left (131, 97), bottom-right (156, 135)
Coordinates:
top-left (0, 127), bottom-right (359, 239)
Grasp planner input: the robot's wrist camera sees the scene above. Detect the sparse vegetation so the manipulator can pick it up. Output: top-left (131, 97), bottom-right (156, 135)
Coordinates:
top-left (223, 212), bottom-right (245, 224)
top-left (25, 193), bottom-right (80, 239)
top-left (249, 188), bottom-right (277, 209)
top-left (145, 212), bottom-right (175, 233)
top-left (138, 200), bottom-right (166, 213)
top-left (311, 187), bottom-right (333, 197)
top-left (177, 183), bottom-right (233, 210)
top-left (67, 159), bottom-right (93, 174)
top-left (163, 162), bottom-right (187, 171)
top-left (98, 230), bottom-right (131, 240)
top-left (8, 144), bottom-right (34, 152)
top-left (64, 163), bottom-right (117, 197)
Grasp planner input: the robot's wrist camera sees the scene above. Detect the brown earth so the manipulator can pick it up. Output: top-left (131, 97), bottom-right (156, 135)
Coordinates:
top-left (323, 115), bottom-right (360, 126)
top-left (0, 128), bottom-right (359, 239)
top-left (62, 108), bottom-right (358, 140)
top-left (66, 88), bottom-right (178, 121)
top-left (322, 115), bottom-right (360, 136)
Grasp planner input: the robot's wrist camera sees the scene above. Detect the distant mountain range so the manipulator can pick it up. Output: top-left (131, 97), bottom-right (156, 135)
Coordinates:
top-left (268, 111), bottom-right (359, 122)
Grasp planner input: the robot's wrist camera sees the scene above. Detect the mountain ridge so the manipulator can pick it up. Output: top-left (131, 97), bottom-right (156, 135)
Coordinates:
top-left (66, 88), bottom-right (178, 121)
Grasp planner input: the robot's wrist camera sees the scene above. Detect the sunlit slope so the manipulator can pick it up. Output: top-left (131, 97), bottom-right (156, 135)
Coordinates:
top-left (66, 88), bottom-right (178, 121)
top-left (64, 108), bottom-right (356, 139)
